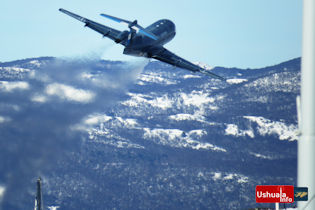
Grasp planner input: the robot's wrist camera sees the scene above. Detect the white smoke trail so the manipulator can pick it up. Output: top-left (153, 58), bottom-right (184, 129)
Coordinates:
top-left (0, 56), bottom-right (148, 209)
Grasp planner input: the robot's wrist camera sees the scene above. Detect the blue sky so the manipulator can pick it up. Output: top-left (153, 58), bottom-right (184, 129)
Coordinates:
top-left (0, 0), bottom-right (302, 68)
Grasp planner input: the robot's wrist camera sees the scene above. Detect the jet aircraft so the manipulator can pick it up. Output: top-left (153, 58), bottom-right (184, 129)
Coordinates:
top-left (59, 9), bottom-right (225, 81)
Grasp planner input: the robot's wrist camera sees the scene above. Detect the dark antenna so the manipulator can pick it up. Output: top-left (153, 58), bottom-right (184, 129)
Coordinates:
top-left (34, 177), bottom-right (43, 210)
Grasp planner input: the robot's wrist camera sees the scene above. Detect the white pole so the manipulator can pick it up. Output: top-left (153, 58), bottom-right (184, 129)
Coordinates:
top-left (275, 202), bottom-right (279, 210)
top-left (298, 0), bottom-right (315, 209)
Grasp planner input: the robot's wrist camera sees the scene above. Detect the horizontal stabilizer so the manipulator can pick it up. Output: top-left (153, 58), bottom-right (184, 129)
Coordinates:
top-left (100, 13), bottom-right (158, 40)
top-left (100, 13), bottom-right (132, 25)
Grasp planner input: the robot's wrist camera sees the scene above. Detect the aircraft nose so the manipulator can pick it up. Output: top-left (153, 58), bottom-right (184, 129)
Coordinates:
top-left (170, 21), bottom-right (175, 31)
top-left (164, 19), bottom-right (175, 32)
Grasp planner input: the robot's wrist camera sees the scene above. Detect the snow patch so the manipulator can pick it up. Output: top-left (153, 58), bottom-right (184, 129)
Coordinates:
top-left (0, 81), bottom-right (29, 92)
top-left (143, 128), bottom-right (226, 152)
top-left (0, 66), bottom-right (30, 73)
top-left (122, 93), bottom-right (173, 110)
top-left (244, 72), bottom-right (299, 93)
top-left (223, 174), bottom-right (234, 180)
top-left (211, 172), bottom-right (248, 183)
top-left (212, 172), bottom-right (222, 181)
top-left (189, 129), bottom-right (207, 137)
top-left (227, 78), bottom-right (247, 84)
top-left (182, 74), bottom-right (201, 79)
top-left (31, 94), bottom-right (47, 103)
top-left (0, 116), bottom-right (10, 123)
top-left (116, 117), bottom-right (138, 128)
top-left (193, 62), bottom-right (213, 70)
top-left (83, 114), bottom-right (112, 125)
top-left (149, 95), bottom-right (173, 110)
top-left (180, 91), bottom-right (215, 107)
top-left (244, 116), bottom-right (298, 141)
top-left (75, 114), bottom-right (138, 131)
top-left (73, 114), bottom-right (143, 149)
top-left (249, 152), bottom-right (273, 160)
top-left (45, 83), bottom-right (95, 103)
top-left (246, 95), bottom-right (268, 103)
top-left (225, 124), bottom-right (254, 138)
top-left (0, 185), bottom-right (5, 202)
top-left (139, 72), bottom-right (176, 85)
top-left (85, 125), bottom-right (144, 149)
top-left (48, 206), bottom-right (60, 210)
top-left (123, 91), bottom-right (224, 111)
top-left (144, 128), bottom-right (183, 141)
top-left (88, 129), bottom-right (144, 149)
top-left (121, 93), bottom-right (148, 107)
top-left (169, 113), bottom-right (205, 122)
top-left (29, 60), bottom-right (42, 67)
top-left (237, 176), bottom-right (249, 183)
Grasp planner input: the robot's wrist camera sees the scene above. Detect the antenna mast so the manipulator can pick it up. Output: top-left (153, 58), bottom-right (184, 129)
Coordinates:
top-left (298, 0), bottom-right (315, 209)
top-left (34, 177), bottom-right (43, 210)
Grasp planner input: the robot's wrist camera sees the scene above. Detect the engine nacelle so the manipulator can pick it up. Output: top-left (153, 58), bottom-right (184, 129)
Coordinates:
top-left (115, 30), bottom-right (129, 43)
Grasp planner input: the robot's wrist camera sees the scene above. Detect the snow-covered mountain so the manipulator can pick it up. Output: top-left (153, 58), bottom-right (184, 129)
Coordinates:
top-left (0, 57), bottom-right (299, 209)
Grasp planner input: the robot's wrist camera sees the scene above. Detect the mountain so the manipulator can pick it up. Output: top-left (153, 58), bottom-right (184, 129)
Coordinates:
top-left (0, 57), bottom-right (300, 209)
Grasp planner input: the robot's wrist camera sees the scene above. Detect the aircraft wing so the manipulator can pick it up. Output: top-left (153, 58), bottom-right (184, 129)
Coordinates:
top-left (151, 47), bottom-right (226, 81)
top-left (59, 9), bottom-right (126, 45)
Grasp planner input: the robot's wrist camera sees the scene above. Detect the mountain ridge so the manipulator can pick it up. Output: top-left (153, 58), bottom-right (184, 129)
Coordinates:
top-left (0, 56), bottom-right (300, 209)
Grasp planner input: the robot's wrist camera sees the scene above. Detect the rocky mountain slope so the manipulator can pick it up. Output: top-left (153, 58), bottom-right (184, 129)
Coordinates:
top-left (0, 57), bottom-right (300, 209)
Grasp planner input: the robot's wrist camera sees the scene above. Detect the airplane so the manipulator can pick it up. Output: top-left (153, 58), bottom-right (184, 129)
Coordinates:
top-left (59, 9), bottom-right (225, 81)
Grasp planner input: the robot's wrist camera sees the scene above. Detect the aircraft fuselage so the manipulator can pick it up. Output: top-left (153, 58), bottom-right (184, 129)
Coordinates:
top-left (123, 19), bottom-right (176, 57)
